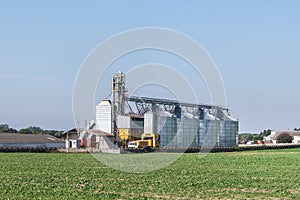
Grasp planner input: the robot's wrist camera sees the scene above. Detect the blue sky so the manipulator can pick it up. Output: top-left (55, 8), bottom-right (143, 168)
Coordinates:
top-left (0, 1), bottom-right (300, 133)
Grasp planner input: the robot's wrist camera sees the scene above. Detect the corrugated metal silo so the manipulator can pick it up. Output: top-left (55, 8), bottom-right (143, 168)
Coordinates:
top-left (159, 116), bottom-right (177, 148)
top-left (199, 120), bottom-right (220, 148)
top-left (177, 117), bottom-right (199, 148)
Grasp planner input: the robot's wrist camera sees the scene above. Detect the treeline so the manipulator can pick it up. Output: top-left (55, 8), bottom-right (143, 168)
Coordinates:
top-left (239, 129), bottom-right (272, 142)
top-left (0, 124), bottom-right (63, 138)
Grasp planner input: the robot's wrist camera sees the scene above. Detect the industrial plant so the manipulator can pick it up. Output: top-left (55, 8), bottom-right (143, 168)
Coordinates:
top-left (100, 71), bottom-right (238, 150)
top-left (67, 71), bottom-right (239, 152)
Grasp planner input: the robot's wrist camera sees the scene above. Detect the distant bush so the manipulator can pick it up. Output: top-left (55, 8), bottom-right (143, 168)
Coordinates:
top-left (0, 124), bottom-right (18, 133)
top-left (19, 129), bottom-right (33, 134)
top-left (276, 133), bottom-right (293, 143)
top-left (42, 130), bottom-right (63, 138)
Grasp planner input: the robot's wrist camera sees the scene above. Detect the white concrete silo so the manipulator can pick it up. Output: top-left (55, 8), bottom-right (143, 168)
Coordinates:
top-left (96, 100), bottom-right (112, 134)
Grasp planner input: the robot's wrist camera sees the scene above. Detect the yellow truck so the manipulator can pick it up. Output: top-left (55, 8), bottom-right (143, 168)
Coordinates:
top-left (117, 128), bottom-right (142, 147)
top-left (128, 140), bottom-right (149, 149)
top-left (127, 133), bottom-right (160, 151)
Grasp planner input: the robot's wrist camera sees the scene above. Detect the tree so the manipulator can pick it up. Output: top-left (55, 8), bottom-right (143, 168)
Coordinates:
top-left (0, 124), bottom-right (18, 133)
top-left (7, 128), bottom-right (18, 133)
top-left (19, 129), bottom-right (33, 134)
top-left (0, 124), bottom-right (9, 131)
top-left (276, 133), bottom-right (293, 143)
top-left (42, 130), bottom-right (63, 138)
top-left (259, 129), bottom-right (272, 140)
top-left (253, 134), bottom-right (261, 141)
top-left (239, 133), bottom-right (254, 141)
top-left (27, 126), bottom-right (43, 134)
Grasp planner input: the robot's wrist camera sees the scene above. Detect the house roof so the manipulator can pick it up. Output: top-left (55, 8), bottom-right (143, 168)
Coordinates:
top-left (82, 130), bottom-right (115, 137)
top-left (273, 131), bottom-right (300, 139)
top-left (61, 128), bottom-right (82, 138)
top-left (0, 133), bottom-right (65, 144)
top-left (62, 128), bottom-right (115, 138)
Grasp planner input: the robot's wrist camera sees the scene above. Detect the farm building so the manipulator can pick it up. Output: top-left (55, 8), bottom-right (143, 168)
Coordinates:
top-left (62, 128), bottom-right (119, 153)
top-left (0, 133), bottom-right (65, 151)
top-left (85, 130), bottom-right (119, 153)
top-left (78, 129), bottom-right (115, 148)
top-left (264, 131), bottom-right (300, 144)
top-left (61, 128), bottom-right (80, 149)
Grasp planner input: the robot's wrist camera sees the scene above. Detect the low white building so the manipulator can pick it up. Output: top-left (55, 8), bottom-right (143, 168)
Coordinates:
top-left (63, 128), bottom-right (120, 153)
top-left (61, 128), bottom-right (79, 149)
top-left (293, 136), bottom-right (300, 144)
top-left (0, 133), bottom-right (65, 150)
top-left (264, 131), bottom-right (300, 144)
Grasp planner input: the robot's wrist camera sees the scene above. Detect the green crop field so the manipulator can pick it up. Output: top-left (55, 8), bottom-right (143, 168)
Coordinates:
top-left (1, 149), bottom-right (300, 199)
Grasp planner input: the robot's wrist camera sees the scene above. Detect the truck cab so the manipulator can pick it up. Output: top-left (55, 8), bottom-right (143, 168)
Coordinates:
top-left (128, 141), bottom-right (138, 148)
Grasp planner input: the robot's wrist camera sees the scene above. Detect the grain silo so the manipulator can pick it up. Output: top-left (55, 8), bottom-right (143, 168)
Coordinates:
top-left (96, 100), bottom-right (112, 134)
top-left (96, 71), bottom-right (239, 151)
